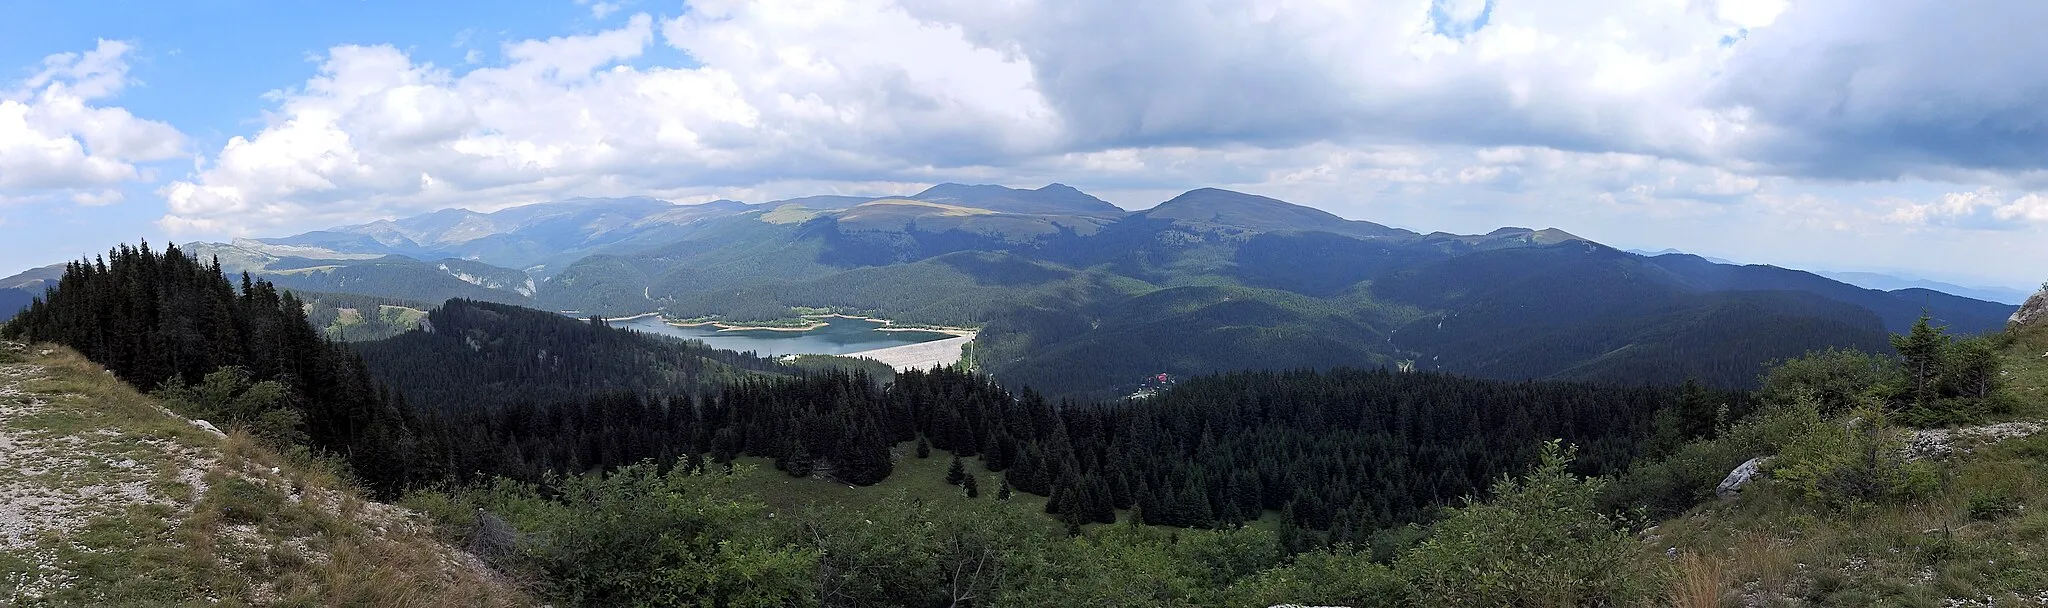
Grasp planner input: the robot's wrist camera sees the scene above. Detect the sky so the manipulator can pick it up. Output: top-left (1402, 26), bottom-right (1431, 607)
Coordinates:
top-left (2, 0), bottom-right (2046, 291)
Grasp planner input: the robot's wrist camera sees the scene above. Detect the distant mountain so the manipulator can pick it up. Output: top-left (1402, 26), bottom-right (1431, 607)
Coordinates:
top-left (262, 197), bottom-right (752, 275)
top-left (761, 194), bottom-right (881, 209)
top-left (21, 182), bottom-right (2004, 399)
top-left (1639, 253), bottom-right (2013, 334)
top-left (1138, 188), bottom-right (1414, 239)
top-left (0, 263), bottom-right (64, 322)
top-left (1815, 270), bottom-right (2031, 305)
top-left (1627, 248), bottom-right (1735, 264)
top-left (0, 290), bottom-right (29, 323)
top-left (181, 241), bottom-right (536, 306)
top-left (911, 183), bottom-right (1127, 218)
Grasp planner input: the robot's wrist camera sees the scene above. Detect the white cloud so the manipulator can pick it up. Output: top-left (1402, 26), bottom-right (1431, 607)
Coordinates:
top-left (162, 2), bottom-right (1056, 234)
top-left (576, 0), bottom-right (622, 20)
top-left (1875, 188), bottom-right (2048, 230)
top-left (0, 40), bottom-right (185, 200)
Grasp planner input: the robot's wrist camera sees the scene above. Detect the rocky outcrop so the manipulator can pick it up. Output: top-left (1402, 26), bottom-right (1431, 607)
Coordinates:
top-left (1906, 421), bottom-right (2046, 460)
top-left (2011, 285), bottom-right (2048, 329)
top-left (1717, 456), bottom-right (1775, 498)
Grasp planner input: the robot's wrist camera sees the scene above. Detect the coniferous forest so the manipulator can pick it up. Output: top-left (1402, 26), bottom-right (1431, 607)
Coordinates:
top-left (14, 242), bottom-right (1989, 606)
top-left (1, 243), bottom-right (434, 494)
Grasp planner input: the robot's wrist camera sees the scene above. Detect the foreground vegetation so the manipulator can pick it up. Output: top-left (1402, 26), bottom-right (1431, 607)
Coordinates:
top-left (0, 343), bottom-right (523, 606)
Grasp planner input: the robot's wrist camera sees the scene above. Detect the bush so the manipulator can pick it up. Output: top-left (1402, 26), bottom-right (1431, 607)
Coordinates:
top-left (1605, 400), bottom-right (1830, 517)
top-left (1966, 491), bottom-right (2021, 521)
top-left (1759, 349), bottom-right (1900, 416)
top-left (1771, 407), bottom-right (1938, 510)
top-left (1396, 440), bottom-right (1666, 607)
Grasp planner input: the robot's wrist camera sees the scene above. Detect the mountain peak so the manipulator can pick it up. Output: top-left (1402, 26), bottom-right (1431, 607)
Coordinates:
top-left (1144, 188), bottom-right (1411, 239)
top-left (910, 183), bottom-right (1124, 217)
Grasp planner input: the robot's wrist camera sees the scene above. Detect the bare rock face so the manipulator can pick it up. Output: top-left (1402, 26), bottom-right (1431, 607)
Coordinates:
top-left (1717, 456), bottom-right (1775, 499)
top-left (2012, 284), bottom-right (2048, 329)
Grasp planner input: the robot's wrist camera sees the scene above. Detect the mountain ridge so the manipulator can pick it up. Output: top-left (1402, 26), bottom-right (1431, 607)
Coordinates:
top-left (11, 183), bottom-right (2019, 398)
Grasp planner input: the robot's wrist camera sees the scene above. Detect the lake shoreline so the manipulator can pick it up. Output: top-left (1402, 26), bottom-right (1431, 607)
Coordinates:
top-left (610, 311), bottom-right (979, 336)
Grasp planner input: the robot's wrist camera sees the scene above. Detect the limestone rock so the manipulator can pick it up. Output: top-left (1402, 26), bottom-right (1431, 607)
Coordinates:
top-left (1716, 456), bottom-right (1775, 498)
top-left (2012, 285), bottom-right (2048, 329)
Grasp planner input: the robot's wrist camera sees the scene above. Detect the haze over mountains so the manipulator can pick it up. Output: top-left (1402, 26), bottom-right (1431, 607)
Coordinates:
top-left (0, 183), bottom-right (2020, 399)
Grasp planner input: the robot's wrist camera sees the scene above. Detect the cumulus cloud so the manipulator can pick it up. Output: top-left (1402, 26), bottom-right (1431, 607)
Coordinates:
top-left (161, 2), bottom-right (1056, 233)
top-left (155, 0), bottom-right (2048, 256)
top-left (1879, 189), bottom-right (2048, 229)
top-left (0, 40), bottom-right (185, 199)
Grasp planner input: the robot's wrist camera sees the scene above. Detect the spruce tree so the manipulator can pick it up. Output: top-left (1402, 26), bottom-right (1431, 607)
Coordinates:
top-left (916, 435), bottom-right (931, 459)
top-left (963, 474), bottom-right (980, 498)
top-left (997, 479), bottom-right (1013, 501)
top-left (1892, 313), bottom-right (1948, 405)
top-left (946, 455), bottom-right (967, 486)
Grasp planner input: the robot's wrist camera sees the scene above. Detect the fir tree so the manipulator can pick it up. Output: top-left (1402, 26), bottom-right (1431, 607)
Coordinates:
top-left (946, 455), bottom-right (968, 486)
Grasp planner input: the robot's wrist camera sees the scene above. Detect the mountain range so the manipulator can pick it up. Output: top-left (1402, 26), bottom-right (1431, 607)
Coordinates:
top-left (0, 183), bottom-right (2022, 398)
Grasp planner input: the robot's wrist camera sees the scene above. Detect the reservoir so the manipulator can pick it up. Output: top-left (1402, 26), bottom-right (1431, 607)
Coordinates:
top-left (612, 316), bottom-right (955, 357)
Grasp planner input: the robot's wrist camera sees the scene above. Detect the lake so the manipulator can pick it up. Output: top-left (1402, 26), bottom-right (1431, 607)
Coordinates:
top-left (612, 316), bottom-right (954, 356)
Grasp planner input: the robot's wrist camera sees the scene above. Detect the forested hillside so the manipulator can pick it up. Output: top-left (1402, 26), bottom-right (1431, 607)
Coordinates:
top-left (353, 299), bottom-right (798, 411)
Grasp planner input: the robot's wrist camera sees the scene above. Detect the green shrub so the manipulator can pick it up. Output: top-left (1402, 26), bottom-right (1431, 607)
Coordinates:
top-left (1395, 440), bottom-right (1666, 607)
top-left (1966, 491), bottom-right (2021, 521)
top-left (1771, 407), bottom-right (1937, 509)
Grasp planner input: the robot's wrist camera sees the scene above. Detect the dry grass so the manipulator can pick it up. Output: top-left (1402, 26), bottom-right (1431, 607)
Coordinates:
top-left (0, 341), bottom-right (531, 606)
top-left (1668, 552), bottom-right (1729, 608)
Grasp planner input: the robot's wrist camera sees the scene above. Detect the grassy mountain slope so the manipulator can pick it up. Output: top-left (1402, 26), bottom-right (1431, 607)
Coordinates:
top-left (298, 291), bottom-right (431, 342)
top-left (0, 341), bottom-right (524, 605)
top-left (1627, 320), bottom-right (2048, 605)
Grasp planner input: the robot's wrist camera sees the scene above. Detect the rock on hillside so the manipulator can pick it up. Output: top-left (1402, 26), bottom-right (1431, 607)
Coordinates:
top-left (2012, 284), bottom-right (2048, 328)
top-left (0, 341), bottom-right (526, 605)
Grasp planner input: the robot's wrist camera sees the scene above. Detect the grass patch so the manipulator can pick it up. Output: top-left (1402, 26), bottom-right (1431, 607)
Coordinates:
top-left (1, 343), bottom-right (530, 607)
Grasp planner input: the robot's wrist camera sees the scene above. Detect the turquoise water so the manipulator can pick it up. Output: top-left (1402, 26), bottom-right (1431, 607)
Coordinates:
top-left (614, 316), bottom-right (951, 356)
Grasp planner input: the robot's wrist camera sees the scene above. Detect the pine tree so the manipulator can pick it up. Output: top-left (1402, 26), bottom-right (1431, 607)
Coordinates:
top-left (946, 455), bottom-right (967, 486)
top-left (1892, 313), bottom-right (1948, 405)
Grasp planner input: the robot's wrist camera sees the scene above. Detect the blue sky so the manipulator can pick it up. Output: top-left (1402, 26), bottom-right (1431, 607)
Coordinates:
top-left (3, 0), bottom-right (2047, 292)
